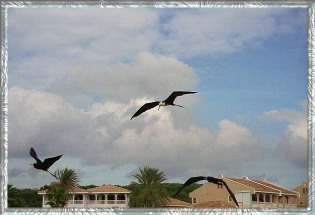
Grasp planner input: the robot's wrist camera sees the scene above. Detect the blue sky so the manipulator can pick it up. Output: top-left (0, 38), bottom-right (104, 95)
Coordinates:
top-left (7, 7), bottom-right (308, 190)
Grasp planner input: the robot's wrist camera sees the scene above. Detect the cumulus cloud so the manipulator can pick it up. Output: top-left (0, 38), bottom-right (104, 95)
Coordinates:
top-left (215, 119), bottom-right (256, 147)
top-left (7, 7), bottom-right (307, 187)
top-left (55, 52), bottom-right (199, 106)
top-left (8, 8), bottom-right (305, 95)
top-left (8, 8), bottom-right (160, 91)
top-left (261, 103), bottom-right (307, 167)
top-left (8, 86), bottom-right (259, 181)
top-left (8, 86), bottom-right (95, 158)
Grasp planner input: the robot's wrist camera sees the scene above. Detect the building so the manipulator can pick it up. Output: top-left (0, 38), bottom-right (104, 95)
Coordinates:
top-left (189, 174), bottom-right (300, 209)
top-left (158, 198), bottom-right (192, 208)
top-left (38, 184), bottom-right (130, 208)
top-left (193, 200), bottom-right (236, 208)
top-left (293, 182), bottom-right (308, 208)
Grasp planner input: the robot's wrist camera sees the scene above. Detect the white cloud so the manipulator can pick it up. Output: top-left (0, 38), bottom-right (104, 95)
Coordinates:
top-left (8, 8), bottom-right (161, 90)
top-left (215, 119), bottom-right (256, 147)
top-left (8, 86), bottom-right (95, 158)
top-left (261, 104), bottom-right (307, 167)
top-left (54, 51), bottom-right (199, 106)
top-left (158, 8), bottom-right (304, 58)
top-left (8, 8), bottom-right (304, 95)
top-left (7, 7), bottom-right (307, 188)
top-left (8, 86), bottom-right (259, 185)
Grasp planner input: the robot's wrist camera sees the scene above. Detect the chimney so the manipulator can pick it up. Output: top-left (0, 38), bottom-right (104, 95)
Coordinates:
top-left (218, 174), bottom-right (224, 179)
top-left (243, 176), bottom-right (249, 180)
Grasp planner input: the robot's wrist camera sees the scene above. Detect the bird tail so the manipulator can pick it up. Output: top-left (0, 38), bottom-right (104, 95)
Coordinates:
top-left (47, 170), bottom-right (58, 180)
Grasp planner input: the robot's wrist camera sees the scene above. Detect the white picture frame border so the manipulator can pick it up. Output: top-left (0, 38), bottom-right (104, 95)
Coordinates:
top-left (0, 0), bottom-right (314, 214)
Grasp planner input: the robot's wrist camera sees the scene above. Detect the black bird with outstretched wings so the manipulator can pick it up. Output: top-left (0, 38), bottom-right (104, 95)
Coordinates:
top-left (30, 147), bottom-right (62, 179)
top-left (131, 91), bottom-right (197, 120)
top-left (173, 176), bottom-right (239, 207)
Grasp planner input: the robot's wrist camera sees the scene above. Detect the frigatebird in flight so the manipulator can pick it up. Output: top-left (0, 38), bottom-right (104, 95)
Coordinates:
top-left (173, 176), bottom-right (239, 207)
top-left (130, 91), bottom-right (197, 120)
top-left (30, 147), bottom-right (62, 179)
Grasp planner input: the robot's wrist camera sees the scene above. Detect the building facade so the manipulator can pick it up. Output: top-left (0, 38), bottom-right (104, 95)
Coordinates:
top-left (189, 174), bottom-right (300, 209)
top-left (293, 182), bottom-right (308, 208)
top-left (38, 184), bottom-right (130, 208)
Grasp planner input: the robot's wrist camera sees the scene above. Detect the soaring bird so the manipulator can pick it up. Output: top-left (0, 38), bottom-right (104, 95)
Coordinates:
top-left (130, 91), bottom-right (197, 120)
top-left (173, 176), bottom-right (239, 207)
top-left (30, 147), bottom-right (62, 179)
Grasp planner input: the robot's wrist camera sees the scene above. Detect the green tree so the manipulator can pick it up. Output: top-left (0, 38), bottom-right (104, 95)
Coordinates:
top-left (51, 168), bottom-right (80, 193)
top-left (8, 185), bottom-right (42, 207)
top-left (8, 184), bottom-right (20, 207)
top-left (46, 168), bottom-right (80, 208)
top-left (130, 166), bottom-right (169, 207)
top-left (46, 187), bottom-right (67, 208)
top-left (163, 183), bottom-right (202, 203)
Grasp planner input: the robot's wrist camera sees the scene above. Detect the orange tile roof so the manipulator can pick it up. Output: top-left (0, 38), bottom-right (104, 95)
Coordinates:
top-left (38, 184), bottom-right (130, 195)
top-left (253, 180), bottom-right (299, 195)
top-left (69, 186), bottom-right (89, 193)
top-left (227, 178), bottom-right (279, 193)
top-left (193, 201), bottom-right (236, 208)
top-left (37, 186), bottom-right (88, 194)
top-left (159, 198), bottom-right (192, 207)
top-left (225, 177), bottom-right (298, 196)
top-left (86, 184), bottom-right (130, 193)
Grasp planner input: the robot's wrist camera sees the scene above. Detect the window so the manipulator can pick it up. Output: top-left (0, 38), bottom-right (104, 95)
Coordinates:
top-left (117, 194), bottom-right (126, 204)
top-left (192, 198), bottom-right (196, 204)
top-left (75, 194), bottom-right (83, 200)
top-left (98, 194), bottom-right (106, 201)
top-left (252, 194), bottom-right (257, 201)
top-left (228, 195), bottom-right (232, 202)
top-left (89, 195), bottom-right (96, 200)
top-left (117, 194), bottom-right (126, 200)
top-left (107, 194), bottom-right (115, 204)
top-left (265, 194), bottom-right (270, 202)
top-left (303, 188), bottom-right (308, 194)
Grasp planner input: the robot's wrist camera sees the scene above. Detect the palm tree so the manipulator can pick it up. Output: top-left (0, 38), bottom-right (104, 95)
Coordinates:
top-left (130, 166), bottom-right (169, 207)
top-left (51, 168), bottom-right (80, 193)
top-left (47, 168), bottom-right (80, 207)
top-left (45, 187), bottom-right (67, 208)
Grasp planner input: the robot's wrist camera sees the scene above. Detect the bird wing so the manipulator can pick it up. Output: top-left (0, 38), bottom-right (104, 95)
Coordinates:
top-left (204, 176), bottom-right (239, 207)
top-left (42, 155), bottom-right (62, 170)
top-left (220, 179), bottom-right (239, 207)
top-left (130, 101), bottom-right (160, 120)
top-left (173, 176), bottom-right (206, 198)
top-left (164, 91), bottom-right (197, 104)
top-left (30, 147), bottom-right (41, 163)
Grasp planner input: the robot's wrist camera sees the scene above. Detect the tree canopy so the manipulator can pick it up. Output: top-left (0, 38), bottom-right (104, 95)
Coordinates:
top-left (129, 166), bottom-right (169, 207)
